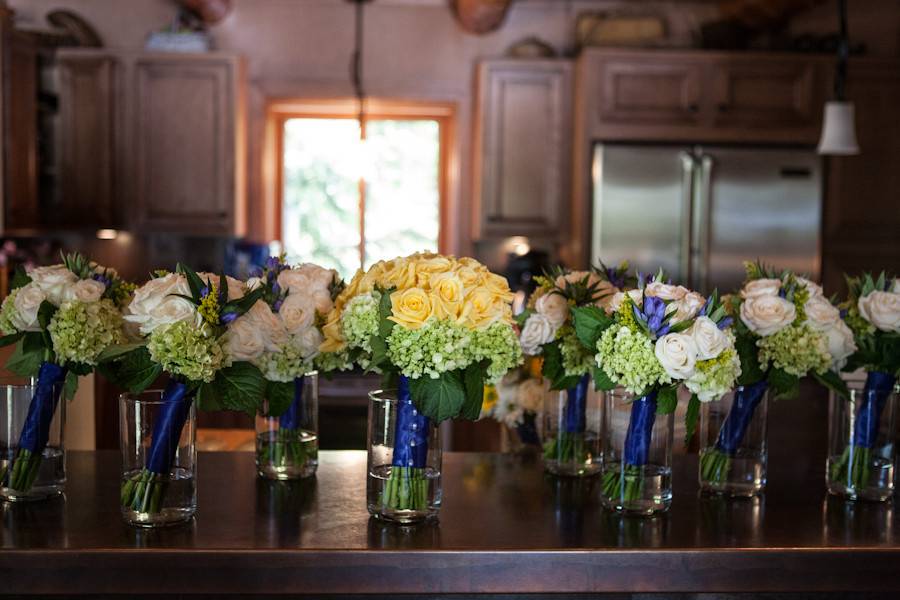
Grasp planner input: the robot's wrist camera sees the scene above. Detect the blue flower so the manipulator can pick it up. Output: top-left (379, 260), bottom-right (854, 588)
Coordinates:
top-left (633, 295), bottom-right (670, 339)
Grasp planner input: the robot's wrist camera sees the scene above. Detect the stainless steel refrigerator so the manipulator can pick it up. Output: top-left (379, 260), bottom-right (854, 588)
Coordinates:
top-left (591, 144), bottom-right (822, 295)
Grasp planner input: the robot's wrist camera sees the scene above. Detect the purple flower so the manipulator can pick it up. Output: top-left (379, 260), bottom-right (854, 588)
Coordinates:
top-left (839, 308), bottom-right (849, 320)
top-left (606, 267), bottom-right (625, 290)
top-left (272, 299), bottom-right (283, 313)
top-left (220, 311), bottom-right (239, 325)
top-left (634, 295), bottom-right (670, 338)
top-left (249, 266), bottom-right (263, 279)
top-left (637, 271), bottom-right (646, 289)
top-left (92, 273), bottom-right (112, 288)
top-left (717, 316), bottom-right (733, 330)
top-left (272, 281), bottom-right (281, 297)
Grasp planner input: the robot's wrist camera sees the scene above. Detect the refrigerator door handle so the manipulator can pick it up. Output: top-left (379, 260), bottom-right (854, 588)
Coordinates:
top-left (679, 151), bottom-right (696, 286)
top-left (695, 153), bottom-right (714, 294)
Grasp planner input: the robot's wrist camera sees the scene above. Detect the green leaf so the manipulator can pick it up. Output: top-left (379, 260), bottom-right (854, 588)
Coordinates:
top-left (0, 331), bottom-right (24, 347)
top-left (68, 361), bottom-right (93, 377)
top-left (409, 371), bottom-right (466, 422)
top-left (684, 394), bottom-right (701, 447)
top-left (97, 342), bottom-right (145, 363)
top-left (196, 382), bottom-right (222, 412)
top-left (572, 305), bottom-right (614, 351)
top-left (5, 339), bottom-right (43, 377)
top-left (592, 365), bottom-right (616, 391)
top-left (212, 361), bottom-right (266, 415)
top-left (514, 309), bottom-right (532, 328)
top-left (377, 286), bottom-right (396, 339)
top-left (540, 342), bottom-right (581, 390)
top-left (97, 346), bottom-right (162, 393)
top-left (221, 286), bottom-right (264, 320)
top-left (768, 367), bottom-right (800, 400)
top-left (22, 331), bottom-right (46, 355)
top-left (656, 385), bottom-right (678, 415)
top-left (63, 371), bottom-right (79, 401)
top-left (735, 333), bottom-right (764, 386)
top-left (813, 370), bottom-right (850, 400)
top-left (37, 300), bottom-right (57, 331)
top-left (10, 266), bottom-right (31, 291)
top-left (177, 263), bottom-right (205, 301)
top-left (265, 380), bottom-right (295, 417)
top-left (461, 361), bottom-right (488, 421)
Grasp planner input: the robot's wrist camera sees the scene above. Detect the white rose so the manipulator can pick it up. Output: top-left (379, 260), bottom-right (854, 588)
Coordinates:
top-left (668, 291), bottom-right (706, 324)
top-left (224, 316), bottom-right (266, 362)
top-left (740, 295), bottom-right (796, 336)
top-left (804, 295), bottom-right (840, 332)
top-left (858, 290), bottom-right (900, 333)
top-left (655, 333), bottom-right (698, 380)
top-left (278, 290), bottom-right (316, 334)
top-left (518, 378), bottom-right (546, 413)
top-left (519, 313), bottom-right (556, 356)
top-left (535, 292), bottom-right (569, 329)
top-left (27, 265), bottom-right (78, 306)
top-left (823, 320), bottom-right (857, 371)
top-left (246, 277), bottom-right (264, 291)
top-left (608, 289), bottom-right (643, 313)
top-left (63, 279), bottom-right (106, 304)
top-left (11, 283), bottom-right (46, 332)
top-left (243, 300), bottom-right (288, 352)
top-left (125, 273), bottom-right (197, 336)
top-left (689, 316), bottom-right (730, 360)
top-left (310, 288), bottom-right (334, 316)
top-left (277, 269), bottom-right (313, 294)
top-left (796, 276), bottom-right (824, 298)
top-left (293, 326), bottom-right (323, 359)
top-left (297, 264), bottom-right (337, 291)
top-left (893, 279), bottom-right (900, 294)
top-left (741, 278), bottom-right (782, 299)
top-left (645, 282), bottom-right (688, 301)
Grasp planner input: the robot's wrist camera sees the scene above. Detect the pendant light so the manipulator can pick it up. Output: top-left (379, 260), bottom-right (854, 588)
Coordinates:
top-left (348, 0), bottom-right (374, 179)
top-left (818, 0), bottom-right (859, 155)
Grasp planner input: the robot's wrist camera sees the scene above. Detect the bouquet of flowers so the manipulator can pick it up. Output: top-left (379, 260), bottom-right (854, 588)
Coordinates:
top-left (830, 272), bottom-right (900, 489)
top-left (516, 263), bottom-right (630, 465)
top-left (101, 265), bottom-right (265, 517)
top-left (484, 358), bottom-right (546, 447)
top-left (235, 256), bottom-right (342, 476)
top-left (700, 262), bottom-right (854, 484)
top-left (0, 253), bottom-right (131, 493)
top-left (319, 252), bottom-right (522, 512)
top-left (572, 271), bottom-right (739, 503)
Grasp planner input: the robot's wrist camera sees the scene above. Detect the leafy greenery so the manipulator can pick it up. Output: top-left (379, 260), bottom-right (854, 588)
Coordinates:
top-left (684, 393), bottom-right (701, 447)
top-left (656, 385), bottom-right (678, 415)
top-left (572, 305), bottom-right (614, 351)
top-left (212, 362), bottom-right (267, 415)
top-left (97, 346), bottom-right (162, 393)
top-left (769, 367), bottom-right (800, 400)
top-left (265, 380), bottom-right (296, 418)
top-left (541, 341), bottom-right (584, 391)
top-left (409, 371), bottom-right (466, 422)
top-left (592, 365), bottom-right (616, 391)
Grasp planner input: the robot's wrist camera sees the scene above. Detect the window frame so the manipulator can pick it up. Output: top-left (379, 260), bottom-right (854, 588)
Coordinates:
top-left (265, 98), bottom-right (454, 270)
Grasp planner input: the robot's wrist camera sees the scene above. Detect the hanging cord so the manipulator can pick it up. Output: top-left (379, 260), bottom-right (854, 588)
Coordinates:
top-left (834, 0), bottom-right (849, 101)
top-left (350, 0), bottom-right (366, 131)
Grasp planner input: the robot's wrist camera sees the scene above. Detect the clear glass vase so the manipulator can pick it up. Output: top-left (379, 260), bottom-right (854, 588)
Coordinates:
top-left (119, 386), bottom-right (197, 527)
top-left (542, 374), bottom-right (602, 477)
top-left (826, 373), bottom-right (898, 502)
top-left (367, 379), bottom-right (441, 524)
top-left (600, 387), bottom-right (673, 516)
top-left (0, 376), bottom-right (66, 502)
top-left (698, 383), bottom-right (769, 497)
top-left (255, 372), bottom-right (318, 480)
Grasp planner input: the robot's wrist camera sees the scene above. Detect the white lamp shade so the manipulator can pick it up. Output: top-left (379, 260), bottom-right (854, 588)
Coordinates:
top-left (818, 101), bottom-right (860, 155)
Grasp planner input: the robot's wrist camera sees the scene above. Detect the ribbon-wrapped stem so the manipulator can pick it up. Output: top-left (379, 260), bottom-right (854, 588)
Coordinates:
top-left (602, 391), bottom-right (658, 502)
top-left (544, 374), bottom-right (591, 463)
top-left (2, 362), bottom-right (67, 493)
top-left (258, 376), bottom-right (314, 471)
top-left (830, 371), bottom-right (897, 490)
top-left (120, 380), bottom-right (194, 515)
top-left (516, 412), bottom-right (541, 446)
top-left (700, 381), bottom-right (769, 485)
top-left (381, 376), bottom-right (431, 512)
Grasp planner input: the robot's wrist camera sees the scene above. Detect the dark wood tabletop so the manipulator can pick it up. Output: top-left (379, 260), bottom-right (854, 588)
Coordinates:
top-left (2, 437), bottom-right (900, 596)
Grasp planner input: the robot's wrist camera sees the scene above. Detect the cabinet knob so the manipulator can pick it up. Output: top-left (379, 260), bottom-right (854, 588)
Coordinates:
top-left (717, 103), bottom-right (730, 112)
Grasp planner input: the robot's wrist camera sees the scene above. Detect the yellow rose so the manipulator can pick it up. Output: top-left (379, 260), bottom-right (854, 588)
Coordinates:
top-left (388, 288), bottom-right (434, 330)
top-left (382, 258), bottom-right (418, 291)
top-left (454, 264), bottom-right (481, 289)
top-left (430, 272), bottom-right (465, 320)
top-left (413, 255), bottom-right (454, 289)
top-left (465, 288), bottom-right (507, 330)
top-left (482, 272), bottom-right (515, 303)
top-left (458, 256), bottom-right (488, 273)
top-left (319, 311), bottom-right (346, 352)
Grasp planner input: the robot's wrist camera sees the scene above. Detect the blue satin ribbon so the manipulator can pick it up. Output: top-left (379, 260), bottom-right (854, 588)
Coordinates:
top-left (714, 381), bottom-right (769, 455)
top-left (391, 376), bottom-right (430, 469)
top-left (278, 376), bottom-right (306, 430)
top-left (516, 412), bottom-right (541, 446)
top-left (146, 380), bottom-right (194, 475)
top-left (17, 362), bottom-right (67, 454)
top-left (623, 392), bottom-right (658, 467)
top-left (853, 371), bottom-right (897, 449)
top-left (564, 374), bottom-right (590, 434)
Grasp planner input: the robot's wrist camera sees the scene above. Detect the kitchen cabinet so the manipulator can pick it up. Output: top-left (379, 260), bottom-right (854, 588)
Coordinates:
top-left (473, 59), bottom-right (572, 239)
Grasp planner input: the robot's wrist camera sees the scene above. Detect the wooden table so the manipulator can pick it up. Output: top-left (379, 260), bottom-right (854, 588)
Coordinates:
top-left (2, 444), bottom-right (900, 597)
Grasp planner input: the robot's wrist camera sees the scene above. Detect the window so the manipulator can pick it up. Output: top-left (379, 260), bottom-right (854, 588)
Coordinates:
top-left (270, 100), bottom-right (452, 279)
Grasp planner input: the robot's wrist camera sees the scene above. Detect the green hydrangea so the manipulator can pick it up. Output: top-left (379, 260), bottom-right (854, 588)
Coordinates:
top-left (558, 326), bottom-right (593, 378)
top-left (315, 349), bottom-right (353, 373)
top-left (596, 325), bottom-right (669, 395)
top-left (758, 322), bottom-right (831, 377)
top-left (0, 289), bottom-right (19, 335)
top-left (148, 321), bottom-right (225, 383)
top-left (341, 292), bottom-right (380, 354)
top-left (471, 321), bottom-right (524, 383)
top-left (256, 344), bottom-right (313, 382)
top-left (685, 348), bottom-right (742, 403)
top-left (387, 319), bottom-right (473, 379)
top-left (48, 299), bottom-right (125, 366)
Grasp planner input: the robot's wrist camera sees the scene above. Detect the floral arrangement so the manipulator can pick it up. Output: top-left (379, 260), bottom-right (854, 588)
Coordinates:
top-left (101, 265), bottom-right (265, 516)
top-left (572, 271), bottom-right (739, 502)
top-left (484, 358), bottom-right (546, 447)
top-left (700, 262), bottom-right (854, 485)
top-left (319, 252), bottom-right (522, 512)
top-left (0, 253), bottom-right (131, 493)
top-left (829, 272), bottom-right (900, 489)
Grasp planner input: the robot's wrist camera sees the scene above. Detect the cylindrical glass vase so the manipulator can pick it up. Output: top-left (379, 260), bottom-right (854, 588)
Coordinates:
top-left (600, 387), bottom-right (673, 516)
top-left (698, 384), bottom-right (769, 497)
top-left (542, 374), bottom-right (602, 477)
top-left (826, 373), bottom-right (898, 502)
top-left (256, 373), bottom-right (318, 480)
top-left (120, 387), bottom-right (197, 527)
top-left (367, 378), bottom-right (441, 524)
top-left (0, 376), bottom-right (66, 502)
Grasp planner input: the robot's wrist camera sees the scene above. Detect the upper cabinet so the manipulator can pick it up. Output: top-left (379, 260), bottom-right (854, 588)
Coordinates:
top-left (473, 59), bottom-right (572, 239)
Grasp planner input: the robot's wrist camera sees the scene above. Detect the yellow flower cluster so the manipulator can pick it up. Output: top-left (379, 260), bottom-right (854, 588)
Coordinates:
top-left (321, 252), bottom-right (514, 352)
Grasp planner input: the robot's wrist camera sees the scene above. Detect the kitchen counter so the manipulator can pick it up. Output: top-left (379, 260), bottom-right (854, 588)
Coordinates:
top-left (2, 447), bottom-right (900, 596)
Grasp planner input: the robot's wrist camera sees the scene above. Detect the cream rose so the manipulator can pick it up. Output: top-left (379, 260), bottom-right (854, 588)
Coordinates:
top-left (689, 316), bottom-right (730, 360)
top-left (389, 288), bottom-right (434, 330)
top-left (645, 282), bottom-right (689, 301)
top-left (893, 279), bottom-right (900, 294)
top-left (296, 263), bottom-right (336, 291)
top-left (125, 273), bottom-right (196, 336)
top-left (63, 279), bottom-right (106, 304)
top-left (608, 289), bottom-right (643, 313)
top-left (535, 292), bottom-right (569, 329)
top-left (11, 283), bottom-right (46, 332)
top-left (244, 300), bottom-right (287, 352)
top-left (593, 281), bottom-right (619, 310)
top-left (277, 269), bottom-right (312, 294)
top-left (740, 295), bottom-right (796, 336)
top-left (518, 378), bottom-right (546, 413)
top-left (293, 326), bottom-right (324, 359)
top-left (824, 320), bottom-right (857, 371)
top-left (796, 277), bottom-right (824, 298)
top-left (668, 291), bottom-right (706, 323)
top-left (28, 265), bottom-right (78, 306)
top-left (197, 272), bottom-right (244, 300)
top-left (225, 316), bottom-right (267, 362)
top-left (519, 313), bottom-right (556, 356)
top-left (858, 290), bottom-right (900, 332)
top-left (279, 291), bottom-right (316, 334)
top-left (655, 333), bottom-right (698, 380)
top-left (804, 295), bottom-right (841, 332)
top-left (741, 278), bottom-right (782, 299)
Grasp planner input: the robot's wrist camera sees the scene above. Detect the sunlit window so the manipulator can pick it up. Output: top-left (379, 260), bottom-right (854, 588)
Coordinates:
top-left (280, 113), bottom-right (443, 279)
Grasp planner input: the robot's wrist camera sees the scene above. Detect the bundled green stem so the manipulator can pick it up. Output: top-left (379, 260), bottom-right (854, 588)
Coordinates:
top-left (700, 449), bottom-right (733, 485)
top-left (601, 464), bottom-right (643, 503)
top-left (2, 448), bottom-right (44, 493)
top-left (543, 432), bottom-right (591, 464)
top-left (830, 445), bottom-right (873, 491)
top-left (380, 466), bottom-right (429, 512)
top-left (257, 428), bottom-right (316, 471)
top-left (121, 469), bottom-right (168, 515)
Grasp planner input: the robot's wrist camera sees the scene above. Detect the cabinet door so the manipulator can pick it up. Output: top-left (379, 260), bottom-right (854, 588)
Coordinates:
top-left (131, 55), bottom-right (244, 234)
top-left (474, 60), bottom-right (572, 238)
top-left (3, 30), bottom-right (39, 230)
